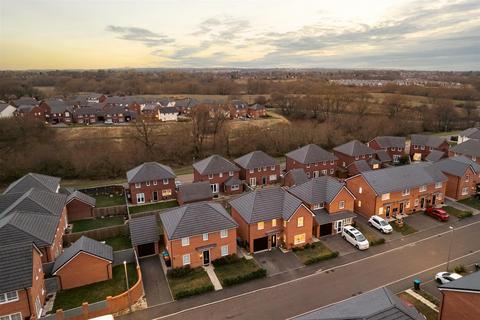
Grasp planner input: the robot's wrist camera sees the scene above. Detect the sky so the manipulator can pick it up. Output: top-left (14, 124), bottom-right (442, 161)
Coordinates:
top-left (0, 0), bottom-right (479, 70)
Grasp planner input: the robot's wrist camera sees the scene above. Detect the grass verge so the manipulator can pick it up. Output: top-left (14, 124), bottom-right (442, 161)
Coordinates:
top-left (167, 267), bottom-right (213, 300)
top-left (458, 197), bottom-right (480, 210)
top-left (129, 200), bottom-right (179, 214)
top-left (443, 206), bottom-right (473, 219)
top-left (52, 263), bottom-right (138, 311)
top-left (397, 292), bottom-right (438, 320)
top-left (71, 216), bottom-right (125, 233)
top-left (212, 255), bottom-right (266, 286)
top-left (293, 242), bottom-right (338, 265)
top-left (356, 224), bottom-right (386, 246)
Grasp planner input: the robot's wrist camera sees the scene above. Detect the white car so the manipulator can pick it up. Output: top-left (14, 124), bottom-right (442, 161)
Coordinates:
top-left (435, 272), bottom-right (462, 284)
top-left (368, 215), bottom-right (393, 234)
top-left (342, 226), bottom-right (369, 250)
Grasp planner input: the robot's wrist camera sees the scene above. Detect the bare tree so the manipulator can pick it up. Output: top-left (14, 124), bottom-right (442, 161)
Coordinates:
top-left (133, 117), bottom-right (156, 158)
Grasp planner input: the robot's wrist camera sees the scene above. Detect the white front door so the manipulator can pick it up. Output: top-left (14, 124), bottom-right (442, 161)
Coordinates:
top-left (313, 171), bottom-right (320, 178)
top-left (249, 177), bottom-right (257, 187)
top-left (211, 183), bottom-right (219, 194)
top-left (136, 193), bottom-right (145, 204)
top-left (334, 220), bottom-right (344, 233)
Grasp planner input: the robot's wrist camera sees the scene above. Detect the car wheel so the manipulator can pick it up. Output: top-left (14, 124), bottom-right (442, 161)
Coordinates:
top-left (368, 222), bottom-right (372, 226)
top-left (355, 244), bottom-right (359, 249)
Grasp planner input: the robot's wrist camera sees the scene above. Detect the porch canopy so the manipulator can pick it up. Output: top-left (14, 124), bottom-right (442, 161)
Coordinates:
top-left (313, 209), bottom-right (357, 225)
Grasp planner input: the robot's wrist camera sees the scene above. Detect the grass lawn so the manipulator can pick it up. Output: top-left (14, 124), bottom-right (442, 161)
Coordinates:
top-left (167, 267), bottom-right (213, 299)
top-left (458, 197), bottom-right (480, 210)
top-left (293, 242), bottom-right (338, 265)
top-left (129, 200), bottom-right (179, 214)
top-left (213, 257), bottom-right (265, 286)
top-left (104, 234), bottom-right (132, 251)
top-left (71, 216), bottom-right (125, 233)
top-left (443, 206), bottom-right (473, 219)
top-left (398, 292), bottom-right (438, 320)
top-left (390, 221), bottom-right (417, 236)
top-left (355, 225), bottom-right (385, 246)
top-left (95, 194), bottom-right (126, 207)
top-left (52, 263), bottom-right (138, 311)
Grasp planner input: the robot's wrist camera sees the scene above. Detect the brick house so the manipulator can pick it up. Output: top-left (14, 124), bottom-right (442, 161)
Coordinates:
top-left (160, 202), bottom-right (238, 268)
top-left (64, 190), bottom-right (96, 221)
top-left (177, 182), bottom-right (213, 205)
top-left (283, 169), bottom-right (309, 187)
top-left (39, 99), bottom-right (73, 124)
top-left (103, 105), bottom-right (134, 123)
top-left (192, 154), bottom-right (242, 195)
top-left (334, 140), bottom-right (376, 169)
top-left (52, 236), bottom-right (113, 290)
top-left (449, 139), bottom-right (480, 165)
top-left (234, 151), bottom-right (280, 187)
top-left (345, 164), bottom-right (447, 220)
top-left (457, 127), bottom-right (480, 144)
top-left (288, 176), bottom-right (356, 238)
top-left (126, 162), bottom-right (177, 204)
top-left (0, 242), bottom-right (46, 320)
top-left (229, 187), bottom-right (314, 253)
top-left (228, 100), bottom-right (248, 119)
top-left (410, 134), bottom-right (449, 161)
top-left (429, 156), bottom-right (480, 200)
top-left (247, 103), bottom-right (266, 118)
top-left (367, 136), bottom-right (406, 164)
top-left (15, 105), bottom-right (46, 121)
top-left (438, 270), bottom-right (480, 320)
top-left (285, 144), bottom-right (338, 178)
top-left (346, 159), bottom-right (381, 176)
top-left (129, 215), bottom-right (161, 257)
top-left (73, 106), bottom-right (102, 124)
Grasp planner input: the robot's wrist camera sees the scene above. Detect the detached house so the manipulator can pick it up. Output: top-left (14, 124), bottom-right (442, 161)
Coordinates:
top-left (160, 202), bottom-right (238, 268)
top-left (234, 151), bottom-right (280, 187)
top-left (15, 105), bottom-right (46, 121)
top-left (410, 134), bottom-right (449, 161)
top-left (285, 144), bottom-right (337, 178)
top-left (449, 139), bottom-right (480, 165)
top-left (193, 154), bottom-right (242, 195)
top-left (126, 162), bottom-right (176, 204)
top-left (367, 136), bottom-right (406, 163)
top-left (229, 100), bottom-right (248, 119)
top-left (0, 242), bottom-right (46, 320)
top-left (334, 140), bottom-right (376, 169)
top-left (229, 187), bottom-right (314, 253)
top-left (288, 176), bottom-right (356, 238)
top-left (429, 156), bottom-right (480, 200)
top-left (346, 164), bottom-right (447, 220)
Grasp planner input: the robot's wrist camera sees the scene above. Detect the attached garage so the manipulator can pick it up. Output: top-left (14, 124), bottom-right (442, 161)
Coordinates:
top-left (129, 215), bottom-right (160, 258)
top-left (319, 223), bottom-right (333, 236)
top-left (313, 210), bottom-right (357, 238)
top-left (253, 236), bottom-right (269, 252)
top-left (137, 242), bottom-right (157, 257)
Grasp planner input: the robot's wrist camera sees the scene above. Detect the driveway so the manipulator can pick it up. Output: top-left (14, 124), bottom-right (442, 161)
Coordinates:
top-left (139, 255), bottom-right (173, 306)
top-left (405, 212), bottom-right (455, 231)
top-left (254, 248), bottom-right (302, 275)
top-left (321, 235), bottom-right (357, 256)
top-left (354, 216), bottom-right (404, 242)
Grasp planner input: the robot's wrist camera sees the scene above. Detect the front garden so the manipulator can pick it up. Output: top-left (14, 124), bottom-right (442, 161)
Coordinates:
top-left (390, 221), bottom-right (417, 235)
top-left (166, 267), bottom-right (213, 299)
top-left (293, 242), bottom-right (338, 265)
top-left (212, 255), bottom-right (266, 286)
top-left (443, 206), bottom-right (473, 219)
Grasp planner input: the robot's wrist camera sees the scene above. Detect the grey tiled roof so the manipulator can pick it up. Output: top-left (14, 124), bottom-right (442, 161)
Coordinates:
top-left (430, 156), bottom-right (480, 177)
top-left (0, 211), bottom-right (60, 248)
top-left (425, 150), bottom-right (445, 162)
top-left (371, 136), bottom-right (406, 149)
top-left (334, 140), bottom-right (375, 156)
top-left (127, 162), bottom-right (176, 183)
top-left (234, 151), bottom-right (277, 169)
top-left (52, 236), bottom-right (113, 274)
top-left (193, 155), bottom-right (240, 175)
top-left (248, 103), bottom-right (265, 110)
top-left (160, 202), bottom-right (238, 240)
top-left (178, 182), bottom-right (213, 203)
top-left (375, 150), bottom-right (392, 163)
top-left (313, 209), bottom-right (357, 225)
top-left (229, 187), bottom-right (304, 223)
top-left (284, 169), bottom-right (309, 186)
top-left (458, 127), bottom-right (480, 139)
top-left (3, 173), bottom-right (60, 194)
top-left (439, 269), bottom-right (480, 292)
top-left (410, 134), bottom-right (446, 148)
top-left (224, 176), bottom-right (242, 186)
top-left (0, 242), bottom-right (38, 293)
top-left (160, 107), bottom-right (178, 114)
top-left (286, 144), bottom-right (337, 164)
top-left (348, 160), bottom-right (372, 173)
top-left (288, 176), bottom-right (345, 205)
top-left (14, 96), bottom-right (38, 106)
top-left (293, 287), bottom-right (424, 320)
top-left (0, 188), bottom-right (66, 219)
top-left (66, 191), bottom-right (96, 207)
top-left (450, 139), bottom-right (480, 157)
top-left (357, 163), bottom-right (447, 195)
top-left (129, 215), bottom-right (160, 246)
top-left (44, 99), bottom-right (72, 113)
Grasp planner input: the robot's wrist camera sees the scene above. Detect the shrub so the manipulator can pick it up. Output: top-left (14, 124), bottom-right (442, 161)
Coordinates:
top-left (167, 266), bottom-right (193, 279)
top-left (454, 264), bottom-right (466, 274)
top-left (369, 238), bottom-right (386, 246)
top-left (174, 283), bottom-right (214, 299)
top-left (212, 254), bottom-right (240, 267)
top-left (222, 268), bottom-right (267, 286)
top-left (304, 251), bottom-right (339, 265)
top-left (459, 211), bottom-right (473, 219)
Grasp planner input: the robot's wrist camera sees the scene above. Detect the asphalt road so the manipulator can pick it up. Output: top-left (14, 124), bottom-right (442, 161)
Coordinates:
top-left (120, 218), bottom-right (480, 320)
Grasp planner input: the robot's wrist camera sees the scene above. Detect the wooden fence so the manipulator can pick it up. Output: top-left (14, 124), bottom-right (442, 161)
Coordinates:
top-left (63, 224), bottom-right (129, 243)
top-left (94, 205), bottom-right (127, 217)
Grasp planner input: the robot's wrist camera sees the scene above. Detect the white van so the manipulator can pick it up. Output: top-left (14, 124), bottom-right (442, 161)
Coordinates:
top-left (342, 226), bottom-right (369, 250)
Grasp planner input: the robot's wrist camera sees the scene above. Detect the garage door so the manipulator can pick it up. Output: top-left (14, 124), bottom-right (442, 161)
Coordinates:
top-left (320, 223), bottom-right (333, 237)
top-left (137, 243), bottom-right (156, 257)
top-left (253, 236), bottom-right (269, 252)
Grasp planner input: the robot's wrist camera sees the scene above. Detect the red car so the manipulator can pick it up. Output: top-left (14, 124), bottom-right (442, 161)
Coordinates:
top-left (425, 207), bottom-right (449, 221)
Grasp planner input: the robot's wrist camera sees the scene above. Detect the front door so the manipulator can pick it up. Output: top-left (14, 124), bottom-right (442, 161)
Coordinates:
top-left (211, 183), bottom-right (219, 194)
top-left (262, 176), bottom-right (267, 185)
top-left (420, 197), bottom-right (425, 209)
top-left (249, 177), bottom-right (257, 187)
top-left (432, 194), bottom-right (436, 205)
top-left (271, 235), bottom-right (277, 248)
top-left (334, 220), bottom-right (343, 233)
top-left (152, 191), bottom-right (158, 202)
top-left (313, 171), bottom-right (320, 178)
top-left (399, 202), bottom-right (404, 214)
top-left (136, 193), bottom-right (145, 204)
top-left (385, 206), bottom-right (391, 218)
top-left (203, 250), bottom-right (210, 266)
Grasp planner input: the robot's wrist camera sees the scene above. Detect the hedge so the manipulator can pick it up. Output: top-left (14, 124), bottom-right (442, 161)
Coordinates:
top-left (222, 268), bottom-right (267, 286)
top-left (167, 265), bottom-right (193, 278)
top-left (212, 254), bottom-right (240, 267)
top-left (304, 251), bottom-right (339, 265)
top-left (459, 211), bottom-right (473, 219)
top-left (173, 283), bottom-right (215, 299)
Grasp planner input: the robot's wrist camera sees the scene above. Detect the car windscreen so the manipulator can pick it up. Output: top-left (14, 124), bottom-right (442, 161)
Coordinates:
top-left (379, 220), bottom-right (388, 226)
top-left (356, 234), bottom-right (366, 242)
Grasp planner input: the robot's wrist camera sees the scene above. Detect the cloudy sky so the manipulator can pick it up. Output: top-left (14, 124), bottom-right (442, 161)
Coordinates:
top-left (0, 0), bottom-right (479, 70)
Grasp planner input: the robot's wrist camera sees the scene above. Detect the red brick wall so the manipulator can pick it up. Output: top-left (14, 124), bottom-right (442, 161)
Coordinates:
top-left (67, 199), bottom-right (94, 221)
top-left (284, 206), bottom-right (314, 249)
top-left (326, 188), bottom-right (355, 213)
top-left (239, 165), bottom-right (280, 186)
top-left (444, 168), bottom-right (479, 200)
top-left (440, 290), bottom-right (480, 320)
top-left (367, 139), bottom-right (405, 161)
top-left (43, 209), bottom-right (67, 263)
top-left (166, 228), bottom-right (237, 268)
top-left (193, 169), bottom-right (242, 194)
top-left (56, 253), bottom-right (112, 289)
top-left (129, 179), bottom-right (176, 204)
top-left (285, 157), bottom-right (337, 177)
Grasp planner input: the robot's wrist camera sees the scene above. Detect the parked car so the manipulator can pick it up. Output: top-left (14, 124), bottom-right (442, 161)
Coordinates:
top-left (435, 271), bottom-right (462, 284)
top-left (342, 225), bottom-right (369, 250)
top-left (425, 207), bottom-right (449, 221)
top-left (104, 119), bottom-right (113, 124)
top-left (368, 215), bottom-right (393, 234)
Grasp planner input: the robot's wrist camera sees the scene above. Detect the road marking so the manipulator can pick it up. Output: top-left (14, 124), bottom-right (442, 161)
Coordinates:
top-left (150, 221), bottom-right (480, 320)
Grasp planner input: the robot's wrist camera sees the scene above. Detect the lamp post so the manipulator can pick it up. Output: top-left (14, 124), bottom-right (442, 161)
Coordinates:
top-left (446, 226), bottom-right (454, 271)
top-left (123, 261), bottom-right (132, 312)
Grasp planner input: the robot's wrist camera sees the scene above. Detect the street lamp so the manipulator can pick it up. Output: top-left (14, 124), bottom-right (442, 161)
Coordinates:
top-left (123, 261), bottom-right (132, 312)
top-left (446, 226), bottom-right (454, 271)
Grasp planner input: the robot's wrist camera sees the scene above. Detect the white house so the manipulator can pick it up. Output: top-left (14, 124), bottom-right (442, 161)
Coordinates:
top-left (159, 107), bottom-right (178, 122)
top-left (0, 103), bottom-right (17, 118)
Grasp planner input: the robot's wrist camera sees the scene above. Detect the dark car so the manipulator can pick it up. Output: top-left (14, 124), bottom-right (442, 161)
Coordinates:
top-left (425, 207), bottom-right (449, 221)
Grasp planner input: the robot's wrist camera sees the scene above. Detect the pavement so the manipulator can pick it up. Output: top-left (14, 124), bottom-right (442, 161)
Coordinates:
top-left (254, 248), bottom-right (303, 275)
top-left (118, 214), bottom-right (480, 320)
top-left (445, 197), bottom-right (480, 215)
top-left (139, 256), bottom-right (173, 306)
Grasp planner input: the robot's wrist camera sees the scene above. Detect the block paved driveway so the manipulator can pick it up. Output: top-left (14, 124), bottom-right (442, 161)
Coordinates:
top-left (139, 255), bottom-right (173, 306)
top-left (253, 248), bottom-right (303, 275)
top-left (321, 234), bottom-right (357, 255)
top-left (405, 212), bottom-right (457, 231)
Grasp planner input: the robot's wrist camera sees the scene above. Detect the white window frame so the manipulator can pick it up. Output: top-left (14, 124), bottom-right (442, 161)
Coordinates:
top-left (269, 174), bottom-right (277, 181)
top-left (221, 245), bottom-right (229, 257)
top-left (136, 193), bottom-right (145, 204)
top-left (381, 193), bottom-right (390, 201)
top-left (249, 169), bottom-right (254, 174)
top-left (419, 185), bottom-right (427, 192)
top-left (339, 201), bottom-right (345, 210)
top-left (263, 166), bottom-right (267, 171)
top-left (270, 165), bottom-right (275, 170)
top-left (330, 160), bottom-right (335, 165)
top-left (135, 182), bottom-right (141, 189)
top-left (297, 217), bottom-right (304, 227)
top-left (358, 187), bottom-right (363, 194)
top-left (330, 168), bottom-right (334, 174)
top-left (182, 254), bottom-right (190, 266)
top-left (293, 233), bottom-right (306, 245)
top-left (402, 188), bottom-right (410, 196)
top-left (313, 202), bottom-right (324, 210)
top-left (435, 182), bottom-right (442, 189)
top-left (219, 172), bottom-right (223, 178)
top-left (230, 184), bottom-right (239, 191)
top-left (220, 229), bottom-right (228, 238)
top-left (153, 180), bottom-right (157, 185)
top-left (163, 179), bottom-right (169, 185)
top-left (0, 291), bottom-right (19, 304)
top-left (420, 145), bottom-right (425, 150)
top-left (257, 222), bottom-right (264, 230)
top-left (357, 200), bottom-right (362, 207)
top-left (272, 219), bottom-right (277, 227)
top-left (146, 181), bottom-right (150, 186)
top-left (0, 313), bottom-right (22, 320)
top-left (229, 171), bottom-right (234, 176)
top-left (181, 237), bottom-right (189, 246)
top-left (208, 174), bottom-right (214, 179)
top-left (462, 187), bottom-right (469, 195)
top-left (202, 233), bottom-right (209, 241)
